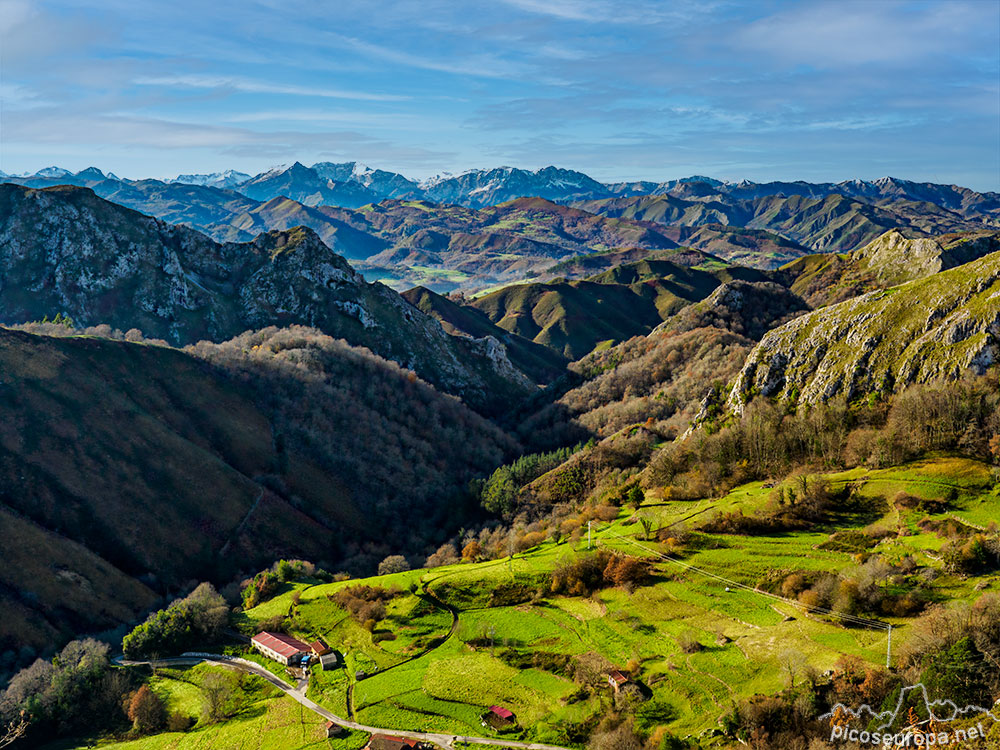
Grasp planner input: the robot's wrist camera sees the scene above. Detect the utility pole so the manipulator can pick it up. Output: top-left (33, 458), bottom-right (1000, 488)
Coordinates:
top-left (886, 624), bottom-right (892, 669)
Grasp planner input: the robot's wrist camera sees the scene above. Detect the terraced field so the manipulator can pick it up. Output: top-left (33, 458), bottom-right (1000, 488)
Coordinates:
top-left (86, 456), bottom-right (998, 749)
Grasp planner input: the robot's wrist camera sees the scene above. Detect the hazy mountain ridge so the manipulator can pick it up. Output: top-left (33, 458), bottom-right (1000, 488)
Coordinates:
top-left (576, 192), bottom-right (995, 254)
top-left (0, 184), bottom-right (532, 414)
top-left (4, 166), bottom-right (996, 295)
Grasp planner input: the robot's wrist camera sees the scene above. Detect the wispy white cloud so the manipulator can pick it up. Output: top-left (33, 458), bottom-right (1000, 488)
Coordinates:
top-left (0, 107), bottom-right (455, 167)
top-left (737, 0), bottom-right (992, 67)
top-left (325, 33), bottom-right (539, 81)
top-left (133, 74), bottom-right (408, 102)
top-left (222, 109), bottom-right (445, 132)
top-left (496, 0), bottom-right (601, 22)
top-left (495, 0), bottom-right (726, 25)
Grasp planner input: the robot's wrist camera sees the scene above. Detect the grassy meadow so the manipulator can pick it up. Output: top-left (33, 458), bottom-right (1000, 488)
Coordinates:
top-left (80, 455), bottom-right (998, 749)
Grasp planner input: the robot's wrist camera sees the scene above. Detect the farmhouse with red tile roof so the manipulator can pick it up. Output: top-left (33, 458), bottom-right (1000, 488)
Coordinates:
top-left (250, 631), bottom-right (310, 665)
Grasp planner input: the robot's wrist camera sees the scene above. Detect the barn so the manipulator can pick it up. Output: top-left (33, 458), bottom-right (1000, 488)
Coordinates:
top-left (250, 631), bottom-right (311, 666)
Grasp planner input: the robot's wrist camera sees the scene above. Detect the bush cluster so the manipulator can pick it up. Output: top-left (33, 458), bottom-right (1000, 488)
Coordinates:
top-left (550, 550), bottom-right (649, 596)
top-left (122, 583), bottom-right (228, 659)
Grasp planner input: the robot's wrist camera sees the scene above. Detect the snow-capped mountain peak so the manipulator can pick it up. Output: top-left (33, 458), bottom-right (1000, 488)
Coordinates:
top-left (171, 170), bottom-right (251, 189)
top-left (35, 166), bottom-right (72, 179)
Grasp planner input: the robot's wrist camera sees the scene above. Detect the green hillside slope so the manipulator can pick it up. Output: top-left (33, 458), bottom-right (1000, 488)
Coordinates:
top-left (733, 250), bottom-right (1000, 408)
top-left (401, 286), bottom-right (569, 383)
top-left (0, 325), bottom-right (516, 655)
top-left (470, 260), bottom-right (769, 360)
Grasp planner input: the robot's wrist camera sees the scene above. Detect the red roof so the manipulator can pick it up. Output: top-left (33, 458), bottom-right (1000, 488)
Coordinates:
top-left (489, 705), bottom-right (514, 719)
top-left (251, 631), bottom-right (311, 660)
top-left (310, 638), bottom-right (331, 655)
top-left (368, 736), bottom-right (420, 749)
top-left (609, 670), bottom-right (629, 685)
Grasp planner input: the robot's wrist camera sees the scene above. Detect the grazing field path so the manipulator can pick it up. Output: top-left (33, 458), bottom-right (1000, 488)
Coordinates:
top-left (115, 653), bottom-right (575, 750)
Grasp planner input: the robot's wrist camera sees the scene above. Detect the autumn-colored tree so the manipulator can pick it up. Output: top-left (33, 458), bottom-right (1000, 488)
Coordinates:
top-left (128, 685), bottom-right (166, 733)
top-left (603, 554), bottom-right (648, 589)
top-left (516, 531), bottom-right (546, 552)
top-left (989, 434), bottom-right (1000, 463)
top-left (780, 573), bottom-right (806, 599)
top-left (424, 541), bottom-right (459, 568)
top-left (462, 540), bottom-right (481, 561)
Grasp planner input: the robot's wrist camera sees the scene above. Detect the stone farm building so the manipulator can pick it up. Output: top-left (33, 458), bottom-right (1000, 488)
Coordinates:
top-left (250, 632), bottom-right (311, 666)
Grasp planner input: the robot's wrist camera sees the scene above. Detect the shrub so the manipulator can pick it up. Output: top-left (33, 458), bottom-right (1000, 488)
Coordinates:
top-left (331, 585), bottom-right (394, 625)
top-left (550, 551), bottom-right (648, 596)
top-left (377, 555), bottom-right (411, 576)
top-left (677, 631), bottom-right (702, 654)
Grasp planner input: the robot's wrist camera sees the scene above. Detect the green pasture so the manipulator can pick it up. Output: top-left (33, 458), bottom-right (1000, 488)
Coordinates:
top-left (225, 456), bottom-right (997, 744)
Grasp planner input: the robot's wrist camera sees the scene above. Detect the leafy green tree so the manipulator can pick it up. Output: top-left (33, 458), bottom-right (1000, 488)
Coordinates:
top-left (276, 559), bottom-right (294, 583)
top-left (123, 583), bottom-right (228, 659)
top-left (626, 484), bottom-right (644, 510)
top-left (482, 466), bottom-right (517, 516)
top-left (921, 636), bottom-right (991, 707)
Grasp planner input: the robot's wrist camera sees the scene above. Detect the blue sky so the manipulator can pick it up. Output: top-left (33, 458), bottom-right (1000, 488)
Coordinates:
top-left (0, 0), bottom-right (997, 189)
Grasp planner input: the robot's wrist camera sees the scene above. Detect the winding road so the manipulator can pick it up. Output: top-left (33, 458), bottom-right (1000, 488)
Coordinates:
top-left (115, 653), bottom-right (573, 750)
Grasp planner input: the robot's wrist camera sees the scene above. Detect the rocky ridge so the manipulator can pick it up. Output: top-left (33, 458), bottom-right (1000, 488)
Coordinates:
top-left (730, 251), bottom-right (1000, 409)
top-left (0, 184), bottom-right (531, 413)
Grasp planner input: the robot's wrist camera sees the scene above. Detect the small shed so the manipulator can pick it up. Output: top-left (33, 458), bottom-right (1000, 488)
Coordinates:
top-left (481, 705), bottom-right (516, 729)
top-left (325, 721), bottom-right (345, 738)
top-left (310, 638), bottom-right (331, 656)
top-left (608, 669), bottom-right (630, 692)
top-left (319, 651), bottom-right (340, 670)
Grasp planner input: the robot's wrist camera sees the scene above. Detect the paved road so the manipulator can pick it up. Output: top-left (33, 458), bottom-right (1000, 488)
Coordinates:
top-left (115, 653), bottom-right (573, 750)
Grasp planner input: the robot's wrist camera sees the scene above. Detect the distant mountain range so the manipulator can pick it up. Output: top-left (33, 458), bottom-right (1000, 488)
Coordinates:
top-left (5, 162), bottom-right (998, 215)
top-left (2, 164), bottom-right (997, 293)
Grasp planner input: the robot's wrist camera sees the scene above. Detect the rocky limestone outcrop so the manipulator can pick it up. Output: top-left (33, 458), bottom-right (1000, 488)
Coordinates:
top-left (0, 184), bottom-right (533, 413)
top-left (730, 250), bottom-right (1000, 410)
top-left (851, 228), bottom-right (1000, 286)
top-left (657, 279), bottom-right (810, 340)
